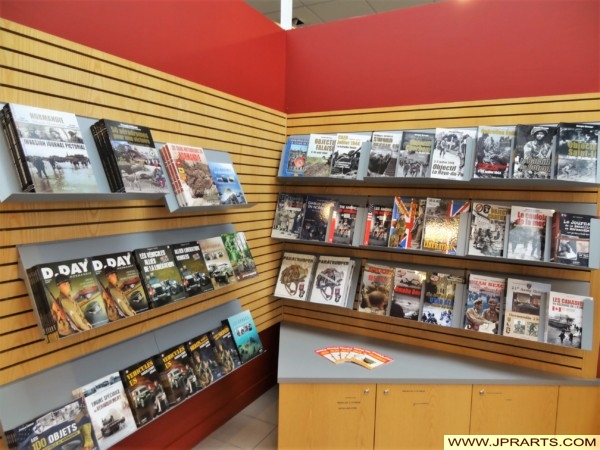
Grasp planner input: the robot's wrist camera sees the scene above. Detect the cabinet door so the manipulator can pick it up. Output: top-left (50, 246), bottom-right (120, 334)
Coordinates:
top-left (374, 384), bottom-right (471, 450)
top-left (556, 386), bottom-right (600, 434)
top-left (470, 385), bottom-right (558, 434)
top-left (279, 383), bottom-right (376, 449)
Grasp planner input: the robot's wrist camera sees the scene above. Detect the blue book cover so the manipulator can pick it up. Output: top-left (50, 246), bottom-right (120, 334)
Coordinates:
top-left (225, 310), bottom-right (264, 364)
top-left (281, 135), bottom-right (309, 177)
top-left (208, 161), bottom-right (247, 205)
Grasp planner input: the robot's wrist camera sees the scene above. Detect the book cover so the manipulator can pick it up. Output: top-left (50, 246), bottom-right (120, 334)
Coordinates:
top-left (72, 372), bottom-right (137, 450)
top-left (328, 202), bottom-right (359, 245)
top-left (120, 357), bottom-right (169, 427)
top-left (506, 206), bottom-right (554, 261)
top-left (281, 135), bottom-right (309, 177)
top-left (171, 240), bottom-right (215, 295)
top-left (396, 130), bottom-right (434, 178)
top-left (467, 201), bottom-right (511, 258)
top-left (430, 128), bottom-right (476, 180)
top-left (464, 273), bottom-right (506, 335)
top-left (309, 255), bottom-right (355, 308)
top-left (208, 161), bottom-right (247, 205)
top-left (388, 196), bottom-right (426, 250)
top-left (271, 192), bottom-right (307, 240)
top-left (92, 251), bottom-right (150, 320)
top-left (304, 133), bottom-right (336, 177)
top-left (328, 132), bottom-right (370, 179)
top-left (503, 278), bottom-right (551, 342)
top-left (363, 203), bottom-right (393, 247)
top-left (556, 122), bottom-right (599, 183)
top-left (186, 332), bottom-right (223, 387)
top-left (2, 102), bottom-right (101, 193)
top-left (473, 125), bottom-right (515, 179)
top-left (4, 397), bottom-right (98, 450)
top-left (299, 195), bottom-right (336, 242)
top-left (421, 197), bottom-right (471, 255)
top-left (209, 323), bottom-right (243, 374)
top-left (550, 211), bottom-right (592, 267)
top-left (274, 252), bottom-right (317, 301)
top-left (160, 143), bottom-right (220, 207)
top-left (154, 343), bottom-right (199, 405)
top-left (198, 236), bottom-right (237, 288)
top-left (389, 267), bottom-right (426, 320)
top-left (512, 124), bottom-right (557, 179)
top-left (545, 291), bottom-right (586, 348)
top-left (134, 244), bottom-right (187, 307)
top-left (357, 262), bottom-right (394, 316)
top-left (225, 309), bottom-right (264, 363)
top-left (221, 231), bottom-right (258, 281)
top-left (421, 272), bottom-right (465, 327)
top-left (366, 131), bottom-right (401, 177)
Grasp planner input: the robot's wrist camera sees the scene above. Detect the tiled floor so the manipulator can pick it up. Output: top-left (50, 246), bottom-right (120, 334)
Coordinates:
top-left (191, 385), bottom-right (279, 450)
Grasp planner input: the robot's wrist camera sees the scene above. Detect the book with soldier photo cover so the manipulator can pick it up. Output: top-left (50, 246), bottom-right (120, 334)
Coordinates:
top-left (396, 130), bottom-right (434, 178)
top-left (473, 125), bottom-right (515, 179)
top-left (198, 236), bottom-right (237, 288)
top-left (550, 211), bottom-right (593, 267)
top-left (506, 205), bottom-right (554, 262)
top-left (467, 201), bottom-right (511, 258)
top-left (328, 202), bottom-right (360, 245)
top-left (366, 130), bottom-right (401, 177)
top-left (186, 332), bottom-right (223, 387)
top-left (512, 124), bottom-right (557, 179)
top-left (209, 323), bottom-right (243, 375)
top-left (463, 273), bottom-right (506, 335)
top-left (299, 195), bottom-right (336, 242)
top-left (389, 267), bottom-right (426, 321)
top-left (154, 343), bottom-right (199, 406)
top-left (421, 197), bottom-right (471, 255)
top-left (421, 271), bottom-right (465, 328)
top-left (430, 128), bottom-right (476, 180)
top-left (303, 133), bottom-right (336, 177)
top-left (271, 192), bottom-right (307, 240)
top-left (388, 196), bottom-right (427, 250)
top-left (363, 202), bottom-right (393, 247)
top-left (555, 122), bottom-right (599, 183)
top-left (544, 291), bottom-right (587, 348)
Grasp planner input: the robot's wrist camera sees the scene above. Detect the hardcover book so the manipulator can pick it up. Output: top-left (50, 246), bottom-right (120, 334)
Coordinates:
top-left (388, 196), bottom-right (426, 250)
top-left (304, 133), bottom-right (336, 177)
top-left (186, 332), bottom-right (223, 387)
top-left (328, 202), bottom-right (360, 245)
top-left (328, 132), bottom-right (370, 179)
top-left (2, 102), bottom-right (100, 193)
top-left (209, 323), bottom-right (243, 374)
top-left (363, 202), bottom-right (393, 247)
top-left (556, 122), bottom-right (599, 183)
top-left (224, 309), bottom-right (264, 363)
top-left (396, 130), bottom-right (434, 178)
top-left (271, 192), bottom-right (307, 240)
top-left (421, 197), bottom-right (471, 255)
top-left (208, 161), bottom-right (247, 205)
top-left (421, 272), bottom-right (465, 327)
top-left (467, 202), bottom-right (511, 258)
top-left (72, 372), bottom-right (137, 450)
top-left (154, 343), bottom-right (199, 405)
top-left (506, 206), bottom-right (554, 261)
top-left (464, 273), bottom-right (506, 335)
top-left (171, 240), bottom-right (215, 295)
top-left (550, 211), bottom-right (592, 267)
top-left (309, 255), bottom-right (355, 308)
top-left (221, 231), bottom-right (258, 281)
top-left (473, 125), bottom-right (515, 179)
top-left (299, 195), bottom-right (336, 242)
top-left (389, 267), bottom-right (426, 320)
top-left (366, 131), bottom-right (401, 177)
top-left (281, 135), bottom-right (309, 177)
top-left (545, 291), bottom-right (586, 348)
top-left (357, 262), bottom-right (394, 316)
top-left (430, 128), bottom-right (476, 180)
top-left (512, 124), bottom-right (557, 179)
top-left (198, 236), bottom-right (237, 288)
top-left (274, 252), bottom-right (317, 301)
top-left (503, 278), bottom-right (551, 342)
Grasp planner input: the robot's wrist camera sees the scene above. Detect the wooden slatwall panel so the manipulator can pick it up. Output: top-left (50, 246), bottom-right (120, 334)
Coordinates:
top-left (285, 93), bottom-right (600, 379)
top-left (0, 19), bottom-right (286, 387)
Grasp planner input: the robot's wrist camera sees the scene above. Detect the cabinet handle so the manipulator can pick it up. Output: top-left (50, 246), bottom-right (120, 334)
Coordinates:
top-left (479, 389), bottom-right (485, 395)
top-left (383, 389), bottom-right (390, 396)
top-left (364, 388), bottom-right (370, 395)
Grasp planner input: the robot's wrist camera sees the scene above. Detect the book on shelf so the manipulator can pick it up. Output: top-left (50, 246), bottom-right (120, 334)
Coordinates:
top-left (512, 124), bottom-right (557, 179)
top-left (366, 130), bottom-right (401, 177)
top-left (556, 122), bottom-right (599, 183)
top-left (271, 192), bottom-right (307, 240)
top-left (72, 372), bottom-right (137, 450)
top-left (119, 356), bottom-right (169, 427)
top-left (430, 128), bottom-right (476, 180)
top-left (91, 118), bottom-right (168, 194)
top-left (328, 202), bottom-right (361, 245)
top-left (395, 130), bottom-right (434, 178)
top-left (1, 102), bottom-right (101, 193)
top-left (280, 135), bottom-right (309, 177)
top-left (421, 271), bottom-right (465, 328)
top-left (550, 211), bottom-right (593, 267)
top-left (159, 143), bottom-right (220, 207)
top-left (309, 255), bottom-right (356, 308)
top-left (363, 202), bottom-right (393, 247)
top-left (328, 132), bottom-right (370, 179)
top-left (92, 250), bottom-right (150, 319)
top-left (357, 262), bottom-right (395, 316)
top-left (389, 267), bottom-right (426, 320)
top-left (274, 252), bottom-right (317, 301)
top-left (134, 244), bottom-right (188, 308)
top-left (299, 195), bottom-right (337, 242)
top-left (506, 205), bottom-right (554, 262)
top-left (4, 397), bottom-right (99, 450)
top-left (198, 236), bottom-right (237, 288)
top-left (304, 133), bottom-right (336, 177)
top-left (421, 197), bottom-right (471, 255)
top-left (467, 201), bottom-right (511, 258)
top-left (154, 343), bottom-right (199, 406)
top-left (388, 196), bottom-right (427, 250)
top-left (208, 323), bottom-right (243, 374)
top-left (224, 309), bottom-right (265, 363)
top-left (221, 231), bottom-right (258, 281)
top-left (463, 273), bottom-right (506, 335)
top-left (545, 291), bottom-right (587, 348)
top-left (207, 160), bottom-right (247, 205)
top-left (186, 332), bottom-right (223, 388)
top-left (472, 125), bottom-right (515, 179)
top-left (171, 240), bottom-right (215, 295)
top-left (503, 277), bottom-right (551, 342)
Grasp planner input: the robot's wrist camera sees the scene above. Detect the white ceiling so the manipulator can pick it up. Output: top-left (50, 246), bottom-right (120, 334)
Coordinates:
top-left (245, 0), bottom-right (439, 27)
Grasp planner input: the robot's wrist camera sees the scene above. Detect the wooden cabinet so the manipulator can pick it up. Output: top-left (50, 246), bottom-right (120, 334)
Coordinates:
top-left (555, 386), bottom-right (600, 434)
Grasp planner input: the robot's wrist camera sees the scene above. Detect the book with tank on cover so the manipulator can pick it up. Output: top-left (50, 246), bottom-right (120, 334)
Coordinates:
top-left (274, 252), bottom-right (317, 301)
top-left (328, 132), bottom-right (370, 179)
top-left (367, 131), bottom-right (401, 177)
top-left (503, 277), bottom-right (550, 342)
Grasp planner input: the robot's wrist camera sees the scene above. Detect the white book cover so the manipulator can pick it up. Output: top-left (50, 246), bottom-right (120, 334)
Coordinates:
top-left (309, 255), bottom-right (354, 307)
top-left (503, 278), bottom-right (551, 342)
top-left (274, 252), bottom-right (317, 301)
top-left (430, 128), bottom-right (476, 180)
top-left (304, 133), bottom-right (336, 177)
top-left (545, 291), bottom-right (587, 348)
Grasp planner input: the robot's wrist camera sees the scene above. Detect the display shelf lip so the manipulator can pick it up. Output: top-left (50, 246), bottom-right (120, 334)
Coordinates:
top-left (1, 191), bottom-right (166, 203)
top-left (164, 201), bottom-right (256, 213)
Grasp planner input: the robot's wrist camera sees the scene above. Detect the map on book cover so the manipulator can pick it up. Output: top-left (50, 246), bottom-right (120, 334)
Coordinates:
top-left (389, 267), bottom-right (426, 320)
top-left (171, 240), bottom-right (215, 295)
top-left (506, 206), bottom-right (554, 261)
top-left (271, 192), bottom-right (306, 240)
top-left (225, 309), bottom-right (265, 363)
top-left (299, 195), bottom-right (336, 242)
top-left (512, 124), bottom-right (557, 179)
top-left (3, 103), bottom-right (101, 193)
top-left (186, 332), bottom-right (223, 387)
top-left (503, 278), bottom-right (551, 342)
top-left (464, 273), bottom-right (505, 335)
top-left (328, 132), bottom-right (370, 179)
top-left (366, 131), bottom-right (401, 177)
top-left (467, 202), bottom-right (511, 258)
top-left (556, 122), bottom-right (599, 183)
top-left (473, 125), bottom-right (515, 179)
top-left (72, 372), bottom-right (137, 450)
top-left (388, 196), bottom-right (426, 250)
top-left (4, 397), bottom-right (99, 450)
top-left (357, 262), bottom-right (394, 316)
top-left (421, 197), bottom-right (471, 255)
top-left (221, 231), bottom-right (258, 281)
top-left (208, 161), bottom-right (247, 205)
top-left (304, 133), bottom-right (336, 177)
top-left (155, 343), bottom-right (199, 405)
top-left (430, 128), bottom-right (476, 180)
top-left (209, 323), bottom-right (243, 374)
top-left (421, 272), bottom-right (464, 327)
top-left (550, 212), bottom-right (592, 267)
top-left (198, 236), bottom-right (237, 288)
top-left (309, 255), bottom-right (355, 308)
top-left (328, 203), bottom-right (359, 245)
top-left (281, 135), bottom-right (309, 177)
top-left (545, 291), bottom-right (587, 348)
top-left (274, 252), bottom-right (317, 301)
top-left (396, 131), bottom-right (434, 178)
top-left (363, 203), bottom-right (393, 247)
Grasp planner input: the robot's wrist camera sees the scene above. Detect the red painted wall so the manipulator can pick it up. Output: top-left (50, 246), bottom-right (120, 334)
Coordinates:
top-left (285, 0), bottom-right (600, 113)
